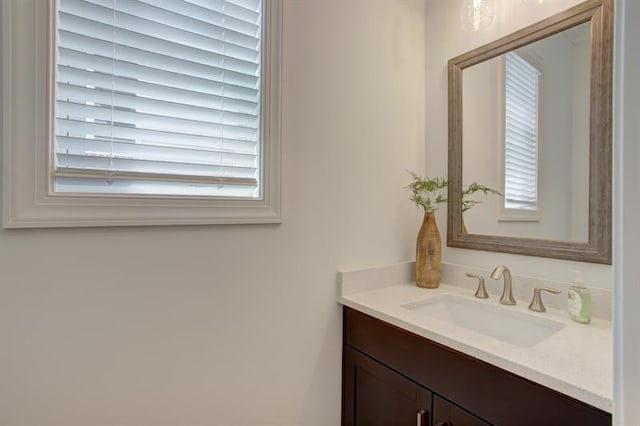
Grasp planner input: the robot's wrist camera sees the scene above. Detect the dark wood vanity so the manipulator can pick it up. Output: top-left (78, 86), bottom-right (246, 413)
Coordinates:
top-left (342, 307), bottom-right (611, 426)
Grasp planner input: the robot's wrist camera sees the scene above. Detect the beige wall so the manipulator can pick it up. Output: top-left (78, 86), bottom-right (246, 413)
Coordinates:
top-left (0, 0), bottom-right (426, 424)
top-left (425, 0), bottom-right (612, 289)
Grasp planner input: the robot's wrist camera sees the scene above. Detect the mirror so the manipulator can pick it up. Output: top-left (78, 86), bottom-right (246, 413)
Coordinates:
top-left (448, 0), bottom-right (613, 264)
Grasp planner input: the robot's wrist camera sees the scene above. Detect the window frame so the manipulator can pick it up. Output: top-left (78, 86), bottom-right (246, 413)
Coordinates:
top-left (2, 0), bottom-right (282, 228)
top-left (497, 51), bottom-right (542, 222)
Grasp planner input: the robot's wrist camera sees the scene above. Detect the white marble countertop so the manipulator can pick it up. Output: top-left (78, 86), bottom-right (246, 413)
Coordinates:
top-left (338, 266), bottom-right (612, 413)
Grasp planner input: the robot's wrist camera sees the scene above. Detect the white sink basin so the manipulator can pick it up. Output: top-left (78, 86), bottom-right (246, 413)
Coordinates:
top-left (402, 294), bottom-right (565, 347)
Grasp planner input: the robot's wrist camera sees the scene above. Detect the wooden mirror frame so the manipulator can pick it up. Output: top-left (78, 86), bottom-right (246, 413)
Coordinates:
top-left (447, 0), bottom-right (613, 264)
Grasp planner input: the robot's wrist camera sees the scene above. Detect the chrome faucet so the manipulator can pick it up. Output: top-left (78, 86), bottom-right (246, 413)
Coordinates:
top-left (490, 265), bottom-right (516, 305)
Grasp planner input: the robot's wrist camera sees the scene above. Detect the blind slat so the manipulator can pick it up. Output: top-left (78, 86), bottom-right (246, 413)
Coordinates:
top-left (55, 168), bottom-right (257, 186)
top-left (58, 10), bottom-right (260, 65)
top-left (65, 0), bottom-right (260, 43)
top-left (58, 136), bottom-right (257, 165)
top-left (88, 0), bottom-right (262, 33)
top-left (58, 66), bottom-right (259, 114)
top-left (58, 29), bottom-right (260, 80)
top-left (60, 0), bottom-right (260, 51)
top-left (56, 119), bottom-right (259, 147)
top-left (505, 144), bottom-right (537, 159)
top-left (58, 50), bottom-right (259, 102)
top-left (186, 0), bottom-right (260, 23)
top-left (58, 83), bottom-right (259, 126)
top-left (57, 135), bottom-right (256, 155)
top-left (57, 153), bottom-right (257, 177)
top-left (56, 101), bottom-right (259, 138)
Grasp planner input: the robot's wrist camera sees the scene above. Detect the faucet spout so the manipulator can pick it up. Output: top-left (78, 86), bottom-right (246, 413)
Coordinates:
top-left (490, 265), bottom-right (516, 305)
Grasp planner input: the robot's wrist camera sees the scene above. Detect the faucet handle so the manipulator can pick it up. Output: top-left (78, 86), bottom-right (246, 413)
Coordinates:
top-left (466, 273), bottom-right (488, 299)
top-left (528, 287), bottom-right (562, 312)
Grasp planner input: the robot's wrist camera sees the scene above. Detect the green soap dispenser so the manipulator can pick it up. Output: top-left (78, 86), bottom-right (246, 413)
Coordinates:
top-left (568, 270), bottom-right (592, 324)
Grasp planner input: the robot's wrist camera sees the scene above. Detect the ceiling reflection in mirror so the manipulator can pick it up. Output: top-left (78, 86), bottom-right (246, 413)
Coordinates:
top-left (462, 22), bottom-right (591, 242)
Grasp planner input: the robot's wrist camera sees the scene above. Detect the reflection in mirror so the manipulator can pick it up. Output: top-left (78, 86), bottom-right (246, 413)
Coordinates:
top-left (462, 22), bottom-right (591, 241)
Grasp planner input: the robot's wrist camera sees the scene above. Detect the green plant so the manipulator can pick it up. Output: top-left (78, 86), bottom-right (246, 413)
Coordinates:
top-left (462, 181), bottom-right (502, 213)
top-left (407, 173), bottom-right (448, 213)
top-left (407, 173), bottom-right (501, 213)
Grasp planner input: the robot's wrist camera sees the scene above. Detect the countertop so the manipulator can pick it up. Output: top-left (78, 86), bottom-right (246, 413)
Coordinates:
top-left (338, 272), bottom-right (612, 413)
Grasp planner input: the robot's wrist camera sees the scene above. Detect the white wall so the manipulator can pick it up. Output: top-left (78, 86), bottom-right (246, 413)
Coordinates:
top-left (0, 1), bottom-right (426, 424)
top-left (614, 0), bottom-right (640, 423)
top-left (425, 0), bottom-right (612, 289)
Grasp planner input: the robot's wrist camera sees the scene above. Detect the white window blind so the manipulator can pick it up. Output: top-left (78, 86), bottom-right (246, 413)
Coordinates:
top-left (504, 52), bottom-right (540, 211)
top-left (54, 0), bottom-right (263, 198)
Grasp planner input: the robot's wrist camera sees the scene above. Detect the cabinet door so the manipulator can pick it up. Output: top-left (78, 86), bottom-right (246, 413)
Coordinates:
top-left (432, 395), bottom-right (491, 426)
top-left (343, 347), bottom-right (432, 426)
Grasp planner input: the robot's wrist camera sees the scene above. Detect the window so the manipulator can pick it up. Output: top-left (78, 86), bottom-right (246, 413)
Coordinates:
top-left (503, 52), bottom-right (540, 214)
top-left (2, 0), bottom-right (282, 227)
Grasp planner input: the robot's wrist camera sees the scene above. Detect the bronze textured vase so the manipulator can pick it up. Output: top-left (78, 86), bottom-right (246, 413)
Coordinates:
top-left (416, 212), bottom-right (441, 288)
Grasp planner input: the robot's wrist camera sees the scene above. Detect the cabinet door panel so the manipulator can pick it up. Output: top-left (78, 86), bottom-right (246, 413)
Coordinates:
top-left (343, 347), bottom-right (431, 426)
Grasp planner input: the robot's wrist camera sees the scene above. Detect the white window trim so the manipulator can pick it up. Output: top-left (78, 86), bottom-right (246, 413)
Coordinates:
top-left (2, 0), bottom-right (282, 228)
top-left (496, 52), bottom-right (542, 223)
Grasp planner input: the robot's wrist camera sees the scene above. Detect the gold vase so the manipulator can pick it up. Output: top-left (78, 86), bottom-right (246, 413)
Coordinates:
top-left (416, 212), bottom-right (442, 288)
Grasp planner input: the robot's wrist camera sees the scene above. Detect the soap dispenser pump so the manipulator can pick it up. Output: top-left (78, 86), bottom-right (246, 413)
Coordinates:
top-left (568, 270), bottom-right (592, 324)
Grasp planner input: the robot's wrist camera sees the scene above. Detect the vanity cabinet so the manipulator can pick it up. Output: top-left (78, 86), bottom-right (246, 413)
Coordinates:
top-left (342, 307), bottom-right (611, 426)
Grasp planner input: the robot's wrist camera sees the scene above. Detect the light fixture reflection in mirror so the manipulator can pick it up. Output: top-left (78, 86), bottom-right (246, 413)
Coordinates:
top-left (461, 0), bottom-right (496, 32)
